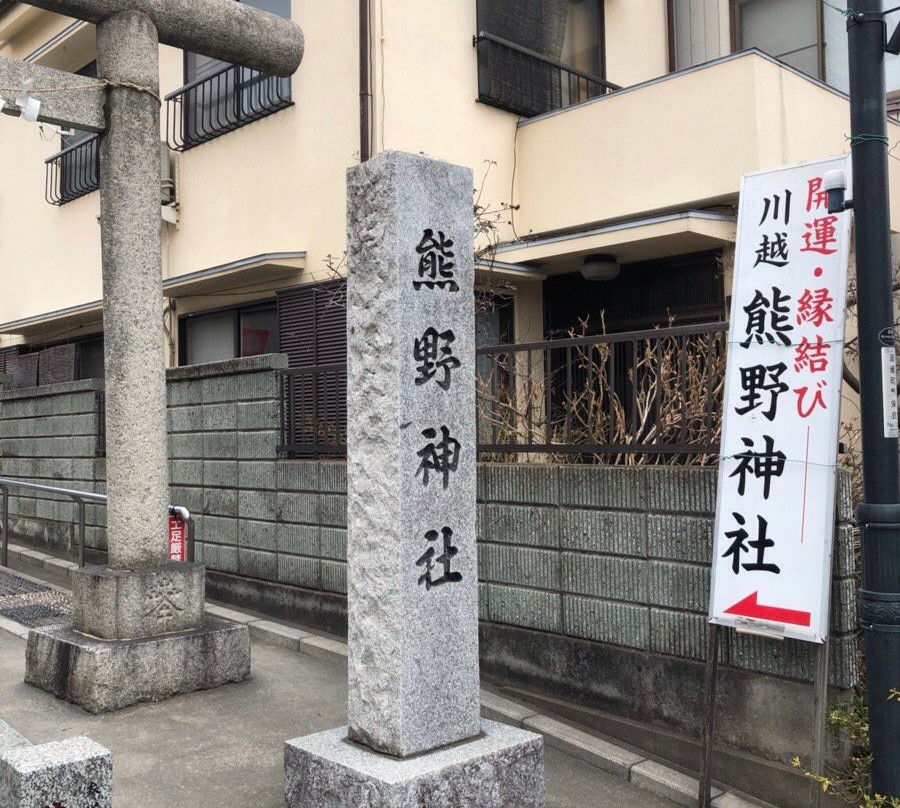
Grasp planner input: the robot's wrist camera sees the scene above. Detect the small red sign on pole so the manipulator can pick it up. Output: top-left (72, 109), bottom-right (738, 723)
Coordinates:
top-left (168, 515), bottom-right (186, 562)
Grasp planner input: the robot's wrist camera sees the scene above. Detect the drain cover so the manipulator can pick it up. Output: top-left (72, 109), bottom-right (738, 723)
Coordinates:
top-left (0, 569), bottom-right (71, 628)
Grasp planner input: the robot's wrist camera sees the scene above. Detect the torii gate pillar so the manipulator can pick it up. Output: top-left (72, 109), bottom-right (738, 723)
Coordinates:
top-left (18, 0), bottom-right (304, 714)
top-left (97, 11), bottom-right (168, 573)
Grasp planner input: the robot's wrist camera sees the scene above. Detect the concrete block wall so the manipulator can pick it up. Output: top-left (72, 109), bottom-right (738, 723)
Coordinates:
top-left (1, 355), bottom-right (858, 692)
top-left (165, 355), bottom-right (347, 594)
top-left (0, 379), bottom-right (106, 553)
top-left (478, 463), bottom-right (857, 689)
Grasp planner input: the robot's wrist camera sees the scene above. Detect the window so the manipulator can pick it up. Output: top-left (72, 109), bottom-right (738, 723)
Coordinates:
top-left (179, 303), bottom-right (277, 366)
top-left (668, 0), bottom-right (724, 71)
top-left (276, 281), bottom-right (347, 456)
top-left (476, 294), bottom-right (514, 379)
top-left (77, 337), bottom-right (105, 380)
top-left (731, 0), bottom-right (849, 92)
top-left (476, 0), bottom-right (610, 117)
top-left (46, 62), bottom-right (100, 205)
top-left (170, 0), bottom-right (292, 150)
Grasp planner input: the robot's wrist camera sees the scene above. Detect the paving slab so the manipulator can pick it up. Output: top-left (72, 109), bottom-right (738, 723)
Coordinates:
top-left (299, 634), bottom-right (348, 664)
top-left (205, 603), bottom-right (261, 624)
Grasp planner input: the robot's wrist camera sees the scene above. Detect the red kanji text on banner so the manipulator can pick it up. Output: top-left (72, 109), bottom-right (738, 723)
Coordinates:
top-left (709, 156), bottom-right (852, 644)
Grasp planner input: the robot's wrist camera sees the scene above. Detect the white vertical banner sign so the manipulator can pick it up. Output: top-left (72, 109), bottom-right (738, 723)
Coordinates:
top-left (710, 156), bottom-right (852, 643)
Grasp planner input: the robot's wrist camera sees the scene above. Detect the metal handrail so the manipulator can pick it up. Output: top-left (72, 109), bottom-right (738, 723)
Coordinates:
top-left (43, 134), bottom-right (100, 165)
top-left (0, 477), bottom-right (193, 570)
top-left (163, 62), bottom-right (274, 100)
top-left (277, 362), bottom-right (347, 376)
top-left (474, 31), bottom-right (621, 92)
top-left (477, 321), bottom-right (730, 354)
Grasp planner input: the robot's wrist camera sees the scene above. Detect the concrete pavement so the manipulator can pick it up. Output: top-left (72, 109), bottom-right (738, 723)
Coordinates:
top-left (0, 615), bottom-right (680, 808)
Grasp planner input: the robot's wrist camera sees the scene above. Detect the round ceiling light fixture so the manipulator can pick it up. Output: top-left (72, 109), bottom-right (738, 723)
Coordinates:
top-left (580, 253), bottom-right (621, 281)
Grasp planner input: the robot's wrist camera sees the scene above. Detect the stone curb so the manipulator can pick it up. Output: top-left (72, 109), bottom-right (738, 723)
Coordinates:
top-left (523, 714), bottom-right (644, 780)
top-left (3, 544), bottom-right (79, 578)
top-left (247, 620), bottom-right (311, 651)
top-left (0, 549), bottom-right (771, 808)
top-left (631, 759), bottom-right (724, 807)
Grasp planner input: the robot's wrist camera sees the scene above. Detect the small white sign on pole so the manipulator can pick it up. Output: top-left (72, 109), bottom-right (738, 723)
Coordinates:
top-left (710, 156), bottom-right (852, 644)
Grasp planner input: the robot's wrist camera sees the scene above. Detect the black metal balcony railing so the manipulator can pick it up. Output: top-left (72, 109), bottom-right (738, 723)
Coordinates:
top-left (474, 31), bottom-right (620, 118)
top-left (277, 323), bottom-right (727, 461)
top-left (166, 64), bottom-right (292, 152)
top-left (45, 135), bottom-right (100, 205)
top-left (476, 322), bottom-right (727, 461)
top-left (277, 364), bottom-right (347, 457)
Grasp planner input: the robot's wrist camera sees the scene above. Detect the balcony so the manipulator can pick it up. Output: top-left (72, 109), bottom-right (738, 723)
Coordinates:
top-left (505, 50), bottom-right (900, 244)
top-left (45, 134), bottom-right (99, 205)
top-left (475, 31), bottom-right (619, 118)
top-left (165, 63), bottom-right (292, 152)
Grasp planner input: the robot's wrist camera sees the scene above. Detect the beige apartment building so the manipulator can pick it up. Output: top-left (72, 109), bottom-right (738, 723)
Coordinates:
top-left (2, 0), bottom-right (900, 451)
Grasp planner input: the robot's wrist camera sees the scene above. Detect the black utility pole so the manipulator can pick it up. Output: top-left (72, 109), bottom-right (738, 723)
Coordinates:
top-left (847, 0), bottom-right (900, 797)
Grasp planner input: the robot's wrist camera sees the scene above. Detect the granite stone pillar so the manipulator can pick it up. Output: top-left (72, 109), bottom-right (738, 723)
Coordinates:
top-left (23, 11), bottom-right (250, 713)
top-left (285, 151), bottom-right (545, 807)
top-left (96, 10), bottom-right (169, 573)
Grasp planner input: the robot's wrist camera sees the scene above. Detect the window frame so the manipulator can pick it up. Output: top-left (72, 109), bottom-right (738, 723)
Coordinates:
top-left (474, 0), bottom-right (609, 118)
top-left (178, 300), bottom-right (278, 367)
top-left (476, 0), bottom-right (608, 82)
top-left (729, 0), bottom-right (826, 82)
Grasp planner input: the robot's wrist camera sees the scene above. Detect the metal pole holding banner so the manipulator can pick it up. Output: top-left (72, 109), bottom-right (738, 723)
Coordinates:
top-left (810, 639), bottom-right (831, 808)
top-left (698, 623), bottom-right (721, 808)
top-left (707, 154), bottom-right (854, 801)
top-left (846, 0), bottom-right (900, 795)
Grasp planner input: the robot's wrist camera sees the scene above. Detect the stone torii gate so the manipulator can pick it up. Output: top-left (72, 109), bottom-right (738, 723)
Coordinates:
top-left (1, 0), bottom-right (303, 713)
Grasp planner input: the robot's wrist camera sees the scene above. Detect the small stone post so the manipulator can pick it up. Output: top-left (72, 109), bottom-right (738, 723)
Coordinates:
top-left (285, 151), bottom-right (545, 807)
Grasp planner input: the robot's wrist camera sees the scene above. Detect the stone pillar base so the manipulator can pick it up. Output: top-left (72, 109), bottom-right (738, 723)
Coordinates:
top-left (284, 720), bottom-right (545, 808)
top-left (24, 616), bottom-right (250, 714)
top-left (72, 563), bottom-right (205, 640)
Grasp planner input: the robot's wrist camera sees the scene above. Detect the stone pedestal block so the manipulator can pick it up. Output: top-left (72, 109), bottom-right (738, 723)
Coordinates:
top-left (0, 721), bottom-right (29, 755)
top-left (284, 720), bottom-right (545, 808)
top-left (0, 736), bottom-right (111, 808)
top-left (25, 615), bottom-right (249, 713)
top-left (72, 562), bottom-right (204, 640)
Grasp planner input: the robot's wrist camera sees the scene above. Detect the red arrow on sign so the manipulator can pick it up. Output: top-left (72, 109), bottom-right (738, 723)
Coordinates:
top-left (724, 592), bottom-right (812, 627)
